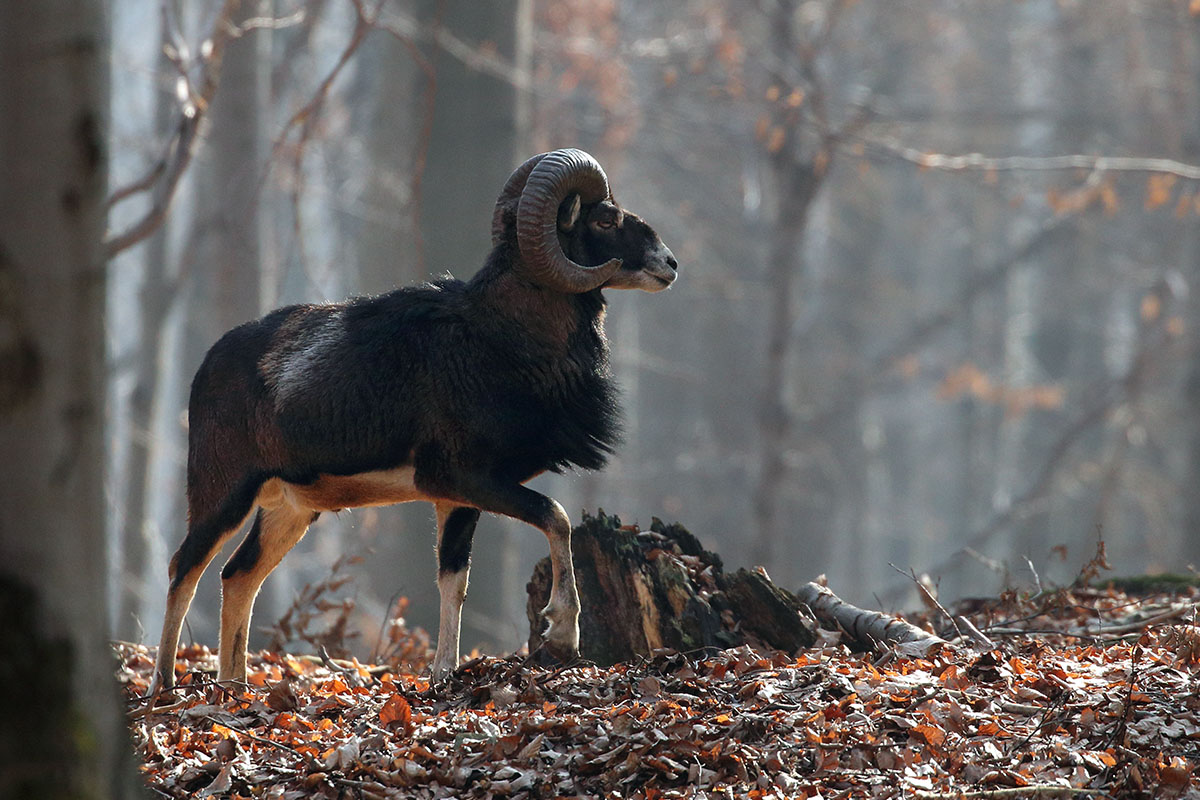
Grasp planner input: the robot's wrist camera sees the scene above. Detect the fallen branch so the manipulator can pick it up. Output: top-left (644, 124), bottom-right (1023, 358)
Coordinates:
top-left (795, 581), bottom-right (947, 656)
top-left (913, 785), bottom-right (1110, 799)
top-left (1085, 603), bottom-right (1196, 637)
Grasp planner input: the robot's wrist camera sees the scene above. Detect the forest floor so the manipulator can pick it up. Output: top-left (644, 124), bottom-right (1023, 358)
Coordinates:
top-left (117, 572), bottom-right (1200, 799)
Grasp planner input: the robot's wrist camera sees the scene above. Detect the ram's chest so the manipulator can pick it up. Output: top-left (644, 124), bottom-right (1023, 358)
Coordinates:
top-left (490, 367), bottom-right (620, 479)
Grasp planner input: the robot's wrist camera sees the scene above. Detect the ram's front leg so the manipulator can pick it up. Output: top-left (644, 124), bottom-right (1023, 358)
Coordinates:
top-left (538, 502), bottom-right (580, 661)
top-left (435, 477), bottom-right (581, 665)
top-left (431, 503), bottom-right (481, 679)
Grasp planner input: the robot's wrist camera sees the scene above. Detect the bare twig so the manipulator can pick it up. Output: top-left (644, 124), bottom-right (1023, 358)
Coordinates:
top-left (870, 211), bottom-right (1075, 372)
top-left (200, 714), bottom-right (320, 768)
top-left (233, 8), bottom-right (307, 34)
top-left (861, 134), bottom-right (1200, 180)
top-left (104, 0), bottom-right (241, 259)
top-left (888, 562), bottom-right (963, 640)
top-left (1107, 640), bottom-right (1144, 749)
top-left (953, 615), bottom-right (995, 648)
top-left (264, 0), bottom-right (376, 182)
top-left (375, 5), bottom-right (531, 90)
top-left (127, 698), bottom-right (188, 720)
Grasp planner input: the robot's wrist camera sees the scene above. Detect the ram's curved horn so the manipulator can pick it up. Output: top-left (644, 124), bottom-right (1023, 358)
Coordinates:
top-left (491, 152), bottom-right (548, 247)
top-left (516, 149), bottom-right (623, 293)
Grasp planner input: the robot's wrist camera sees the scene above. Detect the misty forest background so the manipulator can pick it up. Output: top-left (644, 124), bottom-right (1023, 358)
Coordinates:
top-left (104, 0), bottom-right (1200, 663)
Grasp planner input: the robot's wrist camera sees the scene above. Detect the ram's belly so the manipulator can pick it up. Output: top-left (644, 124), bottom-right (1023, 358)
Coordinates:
top-left (258, 466), bottom-right (426, 512)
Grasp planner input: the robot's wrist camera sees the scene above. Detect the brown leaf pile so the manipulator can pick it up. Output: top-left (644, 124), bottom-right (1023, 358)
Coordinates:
top-left (118, 587), bottom-right (1200, 799)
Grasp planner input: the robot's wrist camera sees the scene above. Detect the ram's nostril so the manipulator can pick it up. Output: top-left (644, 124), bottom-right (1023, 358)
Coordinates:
top-left (667, 254), bottom-right (678, 271)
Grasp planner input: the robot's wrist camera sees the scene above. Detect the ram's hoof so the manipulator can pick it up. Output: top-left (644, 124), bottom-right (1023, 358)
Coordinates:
top-left (530, 638), bottom-right (580, 668)
top-left (538, 618), bottom-right (580, 666)
top-left (545, 637), bottom-right (581, 664)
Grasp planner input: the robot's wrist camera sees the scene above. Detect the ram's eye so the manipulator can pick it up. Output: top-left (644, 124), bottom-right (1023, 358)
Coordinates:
top-left (594, 218), bottom-right (617, 230)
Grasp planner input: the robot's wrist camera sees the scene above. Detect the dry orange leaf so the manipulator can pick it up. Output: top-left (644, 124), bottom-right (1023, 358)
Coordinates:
top-left (912, 723), bottom-right (946, 747)
top-left (380, 693), bottom-right (413, 731)
top-left (1145, 174), bottom-right (1177, 210)
top-left (210, 723), bottom-right (237, 740)
top-left (1141, 293), bottom-right (1162, 322)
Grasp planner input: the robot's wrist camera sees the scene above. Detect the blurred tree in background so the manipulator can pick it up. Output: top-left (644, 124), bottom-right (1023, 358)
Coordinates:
top-left (103, 0), bottom-right (1200, 664)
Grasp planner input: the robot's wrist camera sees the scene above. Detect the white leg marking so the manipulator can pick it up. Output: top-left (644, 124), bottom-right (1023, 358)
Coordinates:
top-left (540, 499), bottom-right (580, 659)
top-left (430, 502), bottom-right (470, 679)
top-left (431, 568), bottom-right (469, 679)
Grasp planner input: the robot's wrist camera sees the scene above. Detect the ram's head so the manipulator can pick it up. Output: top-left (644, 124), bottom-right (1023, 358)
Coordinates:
top-left (492, 149), bottom-right (678, 294)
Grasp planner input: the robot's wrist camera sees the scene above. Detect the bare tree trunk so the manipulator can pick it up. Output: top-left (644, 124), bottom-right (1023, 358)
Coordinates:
top-left (750, 154), bottom-right (821, 571)
top-left (178, 0), bottom-right (272, 638)
top-left (749, 0), bottom-right (830, 577)
top-left (116, 13), bottom-right (181, 641)
top-left (0, 1), bottom-right (140, 795)
top-left (416, 0), bottom-right (524, 651)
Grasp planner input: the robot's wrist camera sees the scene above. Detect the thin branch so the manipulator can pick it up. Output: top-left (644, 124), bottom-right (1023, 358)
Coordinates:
top-left (105, 158), bottom-right (166, 211)
top-left (107, 0), bottom-right (537, 264)
top-left (870, 211), bottom-right (1075, 372)
top-left (262, 0), bottom-right (376, 201)
top-left (268, 0), bottom-right (374, 161)
top-left (888, 563), bottom-right (963, 640)
top-left (375, 5), bottom-right (531, 90)
top-left (861, 134), bottom-right (1200, 180)
top-left (233, 8), bottom-right (307, 34)
top-left (103, 0), bottom-right (241, 259)
top-left (791, 208), bottom-right (1078, 464)
top-left (255, 0), bottom-right (378, 295)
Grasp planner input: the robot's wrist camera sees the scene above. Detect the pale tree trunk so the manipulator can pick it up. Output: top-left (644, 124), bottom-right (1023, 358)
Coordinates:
top-left (0, 1), bottom-right (140, 796)
top-left (990, 4), bottom-right (1058, 564)
top-left (116, 13), bottom-right (181, 641)
top-left (179, 0), bottom-right (272, 638)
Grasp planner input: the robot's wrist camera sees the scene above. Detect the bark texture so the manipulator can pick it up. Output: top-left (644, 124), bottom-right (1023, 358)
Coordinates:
top-left (0, 0), bottom-right (139, 796)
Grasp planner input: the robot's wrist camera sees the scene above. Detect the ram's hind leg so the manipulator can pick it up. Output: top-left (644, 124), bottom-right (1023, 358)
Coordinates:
top-left (218, 502), bottom-right (317, 682)
top-left (152, 508), bottom-right (254, 693)
top-left (430, 503), bottom-right (481, 679)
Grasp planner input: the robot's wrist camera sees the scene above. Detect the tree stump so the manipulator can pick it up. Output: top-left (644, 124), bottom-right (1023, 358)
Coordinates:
top-left (526, 511), bottom-right (817, 666)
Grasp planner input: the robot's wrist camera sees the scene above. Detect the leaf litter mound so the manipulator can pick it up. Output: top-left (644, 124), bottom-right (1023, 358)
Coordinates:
top-left (118, 578), bottom-right (1200, 799)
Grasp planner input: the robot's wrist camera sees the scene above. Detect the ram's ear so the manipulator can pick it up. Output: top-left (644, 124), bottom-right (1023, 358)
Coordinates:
top-left (557, 193), bottom-right (582, 232)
